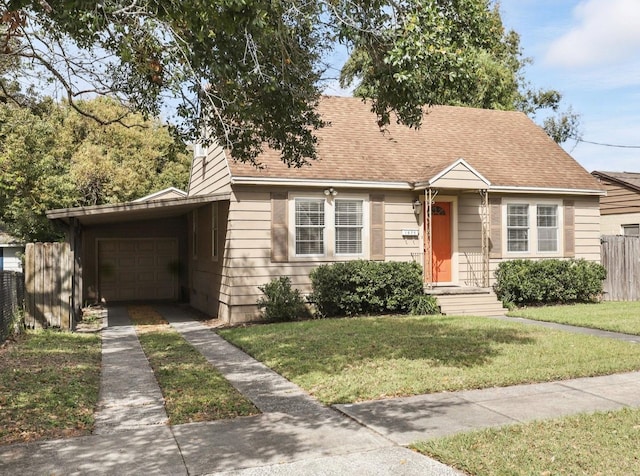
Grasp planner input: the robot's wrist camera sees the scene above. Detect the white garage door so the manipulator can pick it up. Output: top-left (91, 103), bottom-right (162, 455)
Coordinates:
top-left (98, 238), bottom-right (179, 302)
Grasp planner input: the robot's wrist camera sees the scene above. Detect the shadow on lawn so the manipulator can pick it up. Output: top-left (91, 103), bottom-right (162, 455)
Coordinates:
top-left (223, 316), bottom-right (537, 377)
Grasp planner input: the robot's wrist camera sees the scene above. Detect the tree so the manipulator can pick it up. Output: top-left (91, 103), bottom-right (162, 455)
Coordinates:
top-left (0, 0), bottom-right (578, 170)
top-left (0, 97), bottom-right (191, 241)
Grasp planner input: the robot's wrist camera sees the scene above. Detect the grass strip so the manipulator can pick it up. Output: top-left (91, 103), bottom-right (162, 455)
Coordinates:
top-left (129, 306), bottom-right (258, 424)
top-left (413, 407), bottom-right (640, 475)
top-left (219, 315), bottom-right (640, 404)
top-left (0, 330), bottom-right (101, 445)
top-left (509, 301), bottom-right (640, 336)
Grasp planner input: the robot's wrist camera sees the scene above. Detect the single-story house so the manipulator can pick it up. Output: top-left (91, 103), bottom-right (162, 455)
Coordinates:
top-left (591, 171), bottom-right (640, 236)
top-left (0, 226), bottom-right (24, 272)
top-left (47, 97), bottom-right (604, 323)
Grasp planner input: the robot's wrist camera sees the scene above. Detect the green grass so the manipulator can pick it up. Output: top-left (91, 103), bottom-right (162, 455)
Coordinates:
top-left (0, 330), bottom-right (101, 445)
top-left (219, 315), bottom-right (640, 404)
top-left (413, 408), bottom-right (640, 475)
top-left (136, 328), bottom-right (259, 424)
top-left (509, 301), bottom-right (640, 336)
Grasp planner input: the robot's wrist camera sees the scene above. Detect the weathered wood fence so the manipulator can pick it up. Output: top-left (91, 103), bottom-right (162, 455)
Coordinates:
top-left (24, 242), bottom-right (74, 330)
top-left (601, 235), bottom-right (640, 301)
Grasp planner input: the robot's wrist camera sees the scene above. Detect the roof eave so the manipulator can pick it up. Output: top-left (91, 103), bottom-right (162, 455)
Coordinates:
top-left (230, 176), bottom-right (413, 190)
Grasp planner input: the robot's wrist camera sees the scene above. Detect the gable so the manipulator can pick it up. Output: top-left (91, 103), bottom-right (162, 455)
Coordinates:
top-left (421, 159), bottom-right (490, 190)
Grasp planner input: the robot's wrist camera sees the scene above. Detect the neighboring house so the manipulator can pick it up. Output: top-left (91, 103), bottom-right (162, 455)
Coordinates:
top-left (47, 97), bottom-right (604, 323)
top-left (0, 227), bottom-right (24, 273)
top-left (591, 171), bottom-right (640, 236)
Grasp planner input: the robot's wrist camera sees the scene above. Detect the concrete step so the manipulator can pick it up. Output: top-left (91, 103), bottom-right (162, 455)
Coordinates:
top-left (434, 291), bottom-right (506, 317)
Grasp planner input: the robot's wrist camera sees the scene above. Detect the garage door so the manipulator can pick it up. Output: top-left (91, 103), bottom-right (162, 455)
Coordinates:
top-left (98, 238), bottom-right (179, 302)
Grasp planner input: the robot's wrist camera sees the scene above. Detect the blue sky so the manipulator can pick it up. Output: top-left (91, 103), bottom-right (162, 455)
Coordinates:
top-left (499, 0), bottom-right (640, 173)
top-left (325, 0), bottom-right (640, 173)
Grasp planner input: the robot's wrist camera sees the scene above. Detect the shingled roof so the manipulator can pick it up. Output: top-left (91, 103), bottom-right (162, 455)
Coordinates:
top-left (592, 171), bottom-right (640, 193)
top-left (228, 96), bottom-right (602, 191)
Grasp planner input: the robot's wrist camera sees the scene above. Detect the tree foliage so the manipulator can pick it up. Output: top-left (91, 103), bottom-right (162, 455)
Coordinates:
top-left (1, 0), bottom-right (578, 171)
top-left (0, 97), bottom-right (191, 241)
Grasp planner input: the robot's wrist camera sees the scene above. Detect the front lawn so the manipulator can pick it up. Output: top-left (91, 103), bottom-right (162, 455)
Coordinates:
top-left (414, 407), bottom-right (640, 475)
top-left (509, 301), bottom-right (640, 336)
top-left (0, 330), bottom-right (101, 445)
top-left (219, 315), bottom-right (640, 404)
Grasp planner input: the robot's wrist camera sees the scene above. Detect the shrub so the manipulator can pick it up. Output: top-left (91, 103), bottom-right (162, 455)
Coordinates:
top-left (257, 276), bottom-right (307, 322)
top-left (309, 260), bottom-right (424, 317)
top-left (410, 294), bottom-right (439, 316)
top-left (494, 259), bottom-right (606, 307)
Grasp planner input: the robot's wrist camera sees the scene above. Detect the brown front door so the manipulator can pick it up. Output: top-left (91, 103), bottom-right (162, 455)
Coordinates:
top-left (428, 202), bottom-right (452, 283)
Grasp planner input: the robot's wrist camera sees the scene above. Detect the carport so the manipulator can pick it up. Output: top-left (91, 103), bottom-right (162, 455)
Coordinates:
top-left (47, 193), bottom-right (229, 316)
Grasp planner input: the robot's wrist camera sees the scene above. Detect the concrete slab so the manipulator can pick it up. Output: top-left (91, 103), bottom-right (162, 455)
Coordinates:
top-left (0, 426), bottom-right (185, 476)
top-left (93, 307), bottom-right (168, 434)
top-left (172, 412), bottom-right (391, 474)
top-left (336, 394), bottom-right (514, 445)
top-left (211, 447), bottom-right (464, 475)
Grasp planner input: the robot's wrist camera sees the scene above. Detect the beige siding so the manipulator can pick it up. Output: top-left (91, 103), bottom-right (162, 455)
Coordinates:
top-left (601, 212), bottom-right (640, 235)
top-left (383, 193), bottom-right (422, 262)
top-left (217, 188), bottom-right (424, 323)
top-left (486, 194), bottom-right (601, 285)
top-left (430, 163), bottom-right (488, 189)
top-left (188, 143), bottom-right (231, 197)
top-left (598, 179), bottom-right (640, 215)
top-left (574, 197), bottom-right (601, 261)
top-left (457, 194), bottom-right (484, 286)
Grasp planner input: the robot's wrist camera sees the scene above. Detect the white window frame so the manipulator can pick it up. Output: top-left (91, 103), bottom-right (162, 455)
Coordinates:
top-left (288, 192), bottom-right (369, 261)
top-left (503, 200), bottom-right (563, 256)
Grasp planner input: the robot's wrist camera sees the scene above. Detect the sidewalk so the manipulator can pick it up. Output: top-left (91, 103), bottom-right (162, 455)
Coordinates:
top-left (2, 305), bottom-right (640, 475)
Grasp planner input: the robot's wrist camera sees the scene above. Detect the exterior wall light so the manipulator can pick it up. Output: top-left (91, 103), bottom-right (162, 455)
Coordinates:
top-left (324, 188), bottom-right (338, 197)
top-left (413, 198), bottom-right (422, 215)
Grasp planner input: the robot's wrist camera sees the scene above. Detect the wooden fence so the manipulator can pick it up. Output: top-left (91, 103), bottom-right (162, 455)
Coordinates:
top-left (24, 242), bottom-right (74, 330)
top-left (601, 235), bottom-right (640, 301)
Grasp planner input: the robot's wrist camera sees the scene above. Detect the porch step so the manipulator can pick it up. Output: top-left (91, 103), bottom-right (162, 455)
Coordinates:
top-left (432, 290), bottom-right (507, 317)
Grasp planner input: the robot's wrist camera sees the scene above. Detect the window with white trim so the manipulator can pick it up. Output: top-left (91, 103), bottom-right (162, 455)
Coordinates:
top-left (291, 194), bottom-right (368, 259)
top-left (295, 198), bottom-right (325, 255)
top-left (505, 201), bottom-right (562, 255)
top-left (507, 204), bottom-right (529, 252)
top-left (335, 199), bottom-right (363, 254)
top-left (537, 205), bottom-right (558, 252)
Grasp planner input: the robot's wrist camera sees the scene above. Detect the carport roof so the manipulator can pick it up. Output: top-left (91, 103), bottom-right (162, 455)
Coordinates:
top-left (46, 193), bottom-right (230, 226)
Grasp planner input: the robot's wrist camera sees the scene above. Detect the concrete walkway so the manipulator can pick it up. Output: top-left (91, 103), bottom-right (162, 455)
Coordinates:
top-left (3, 305), bottom-right (640, 475)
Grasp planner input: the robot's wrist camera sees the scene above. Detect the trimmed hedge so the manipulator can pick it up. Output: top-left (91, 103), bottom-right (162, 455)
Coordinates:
top-left (494, 259), bottom-right (606, 306)
top-left (309, 260), bottom-right (424, 317)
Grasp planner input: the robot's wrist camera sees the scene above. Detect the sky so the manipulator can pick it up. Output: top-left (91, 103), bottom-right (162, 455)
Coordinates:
top-left (325, 0), bottom-right (640, 174)
top-left (498, 0), bottom-right (640, 173)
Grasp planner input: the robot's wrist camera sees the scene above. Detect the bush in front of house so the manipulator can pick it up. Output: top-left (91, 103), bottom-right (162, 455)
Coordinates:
top-left (409, 294), bottom-right (440, 316)
top-left (494, 258), bottom-right (606, 307)
top-left (309, 260), bottom-right (425, 317)
top-left (257, 276), bottom-right (307, 322)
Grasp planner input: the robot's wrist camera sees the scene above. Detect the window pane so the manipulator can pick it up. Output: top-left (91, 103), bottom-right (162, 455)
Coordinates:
top-left (295, 199), bottom-right (324, 255)
top-left (538, 228), bottom-right (558, 252)
top-left (507, 204), bottom-right (529, 227)
top-left (335, 200), bottom-right (363, 255)
top-left (537, 205), bottom-right (558, 252)
top-left (508, 229), bottom-right (528, 252)
top-left (623, 225), bottom-right (640, 236)
top-left (537, 205), bottom-right (557, 227)
top-left (507, 204), bottom-right (529, 252)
